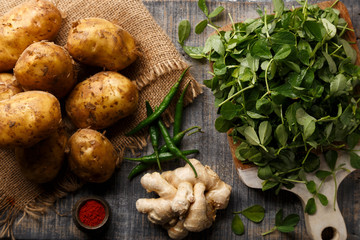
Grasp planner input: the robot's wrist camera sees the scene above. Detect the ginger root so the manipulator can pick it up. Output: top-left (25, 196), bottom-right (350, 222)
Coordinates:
top-left (136, 158), bottom-right (232, 239)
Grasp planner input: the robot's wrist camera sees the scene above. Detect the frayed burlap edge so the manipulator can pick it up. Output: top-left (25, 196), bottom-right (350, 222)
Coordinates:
top-left (135, 59), bottom-right (189, 89)
top-left (0, 170), bottom-right (84, 240)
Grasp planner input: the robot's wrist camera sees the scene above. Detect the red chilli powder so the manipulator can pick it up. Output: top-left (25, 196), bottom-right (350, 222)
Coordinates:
top-left (78, 200), bottom-right (106, 227)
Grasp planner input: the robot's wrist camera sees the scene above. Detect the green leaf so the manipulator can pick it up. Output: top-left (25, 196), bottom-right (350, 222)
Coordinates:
top-left (258, 165), bottom-right (273, 180)
top-left (317, 193), bottom-right (328, 206)
top-left (243, 126), bottom-right (260, 146)
top-left (306, 181), bottom-right (317, 194)
top-left (350, 152), bottom-right (360, 169)
top-left (183, 46), bottom-right (205, 59)
top-left (325, 122), bottom-right (333, 139)
top-left (203, 35), bottom-right (225, 55)
top-left (275, 124), bottom-right (288, 146)
top-left (271, 31), bottom-right (296, 45)
top-left (339, 39), bottom-right (357, 64)
top-left (198, 0), bottom-right (208, 16)
top-left (286, 102), bottom-right (301, 134)
top-left (258, 121), bottom-right (272, 145)
top-left (240, 205), bottom-right (265, 223)
top-left (251, 39), bottom-right (272, 59)
top-left (305, 198), bottom-right (317, 215)
top-left (323, 51), bottom-right (337, 74)
top-left (231, 214), bottom-right (244, 235)
top-left (315, 170), bottom-right (332, 180)
top-left (303, 153), bottom-right (320, 173)
top-left (321, 18), bottom-right (337, 40)
top-left (208, 6), bottom-right (224, 18)
top-left (277, 226), bottom-right (295, 233)
top-left (298, 50), bottom-right (310, 66)
top-left (178, 20), bottom-right (191, 45)
top-left (304, 21), bottom-right (325, 41)
top-left (330, 73), bottom-right (347, 96)
top-left (247, 111), bottom-right (267, 119)
top-left (215, 116), bottom-right (232, 132)
top-left (284, 61), bottom-right (300, 73)
top-left (213, 57), bottom-right (227, 75)
top-left (282, 214), bottom-right (300, 227)
top-left (274, 44), bottom-right (291, 60)
top-left (256, 98), bottom-right (273, 115)
top-left (246, 19), bottom-right (263, 35)
top-left (324, 150), bottom-right (337, 171)
top-left (220, 102), bottom-right (239, 120)
top-left (296, 108), bottom-right (316, 139)
top-left (272, 0), bottom-right (284, 17)
top-left (347, 132), bottom-right (360, 149)
top-left (262, 181), bottom-right (279, 191)
top-left (275, 209), bottom-right (283, 226)
top-left (298, 39), bottom-right (312, 54)
top-left (195, 19), bottom-right (208, 34)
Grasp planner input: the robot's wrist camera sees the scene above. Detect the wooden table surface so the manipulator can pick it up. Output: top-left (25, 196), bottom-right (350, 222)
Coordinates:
top-left (12, 0), bottom-right (360, 239)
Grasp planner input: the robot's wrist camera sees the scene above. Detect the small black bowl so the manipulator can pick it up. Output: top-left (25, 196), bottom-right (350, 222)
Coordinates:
top-left (72, 196), bottom-right (110, 233)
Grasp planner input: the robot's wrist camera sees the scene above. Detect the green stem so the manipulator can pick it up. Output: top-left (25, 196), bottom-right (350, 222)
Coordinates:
top-left (261, 226), bottom-right (277, 236)
top-left (330, 0), bottom-right (339, 8)
top-left (218, 85), bottom-right (254, 107)
top-left (264, 59), bottom-right (274, 95)
top-left (283, 178), bottom-right (306, 184)
top-left (302, 147), bottom-right (314, 165)
top-left (264, 9), bottom-right (270, 39)
top-left (332, 172), bottom-right (338, 211)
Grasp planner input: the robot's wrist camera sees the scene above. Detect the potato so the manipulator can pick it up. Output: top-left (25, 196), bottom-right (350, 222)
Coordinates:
top-left (67, 129), bottom-right (118, 183)
top-left (14, 42), bottom-right (76, 99)
top-left (66, 18), bottom-right (138, 71)
top-left (0, 73), bottom-right (22, 101)
top-left (0, 91), bottom-right (62, 147)
top-left (15, 127), bottom-right (68, 184)
top-left (66, 71), bottom-right (138, 129)
top-left (0, 0), bottom-right (62, 72)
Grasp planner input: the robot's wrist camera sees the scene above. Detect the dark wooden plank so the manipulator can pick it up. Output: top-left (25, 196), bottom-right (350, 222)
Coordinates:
top-left (13, 0), bottom-right (360, 239)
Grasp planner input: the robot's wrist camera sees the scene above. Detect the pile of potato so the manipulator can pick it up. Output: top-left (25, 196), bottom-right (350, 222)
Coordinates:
top-left (0, 0), bottom-right (140, 184)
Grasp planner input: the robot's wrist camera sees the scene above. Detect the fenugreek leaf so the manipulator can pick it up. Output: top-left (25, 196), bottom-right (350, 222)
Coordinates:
top-left (339, 39), bottom-right (357, 64)
top-left (240, 205), bottom-right (265, 223)
top-left (208, 6), bottom-right (224, 18)
top-left (347, 132), bottom-right (360, 149)
top-left (178, 20), bottom-right (191, 45)
top-left (259, 121), bottom-right (272, 146)
top-left (275, 124), bottom-right (288, 146)
top-left (306, 181), bottom-right (317, 194)
top-left (316, 170), bottom-right (332, 180)
top-left (325, 150), bottom-right (337, 171)
top-left (195, 19), bottom-right (208, 34)
top-left (349, 152), bottom-right (360, 169)
top-left (231, 215), bottom-right (244, 235)
top-left (274, 44), bottom-right (291, 60)
top-left (198, 0), bottom-right (208, 16)
top-left (317, 193), bottom-right (329, 206)
top-left (305, 198), bottom-right (317, 215)
top-left (182, 46), bottom-right (205, 59)
top-left (272, 0), bottom-right (284, 17)
top-left (244, 126), bottom-right (261, 146)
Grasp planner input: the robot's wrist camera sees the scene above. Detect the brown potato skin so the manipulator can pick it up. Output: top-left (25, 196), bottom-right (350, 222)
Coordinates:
top-left (66, 71), bottom-right (139, 129)
top-left (14, 42), bottom-right (76, 99)
top-left (0, 73), bottom-right (22, 101)
top-left (0, 0), bottom-right (62, 72)
top-left (68, 129), bottom-right (118, 183)
top-left (66, 18), bottom-right (138, 71)
top-left (15, 127), bottom-right (68, 184)
top-left (0, 91), bottom-right (62, 147)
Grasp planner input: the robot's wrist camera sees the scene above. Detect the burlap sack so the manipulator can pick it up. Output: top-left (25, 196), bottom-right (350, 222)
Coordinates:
top-left (0, 0), bottom-right (203, 238)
